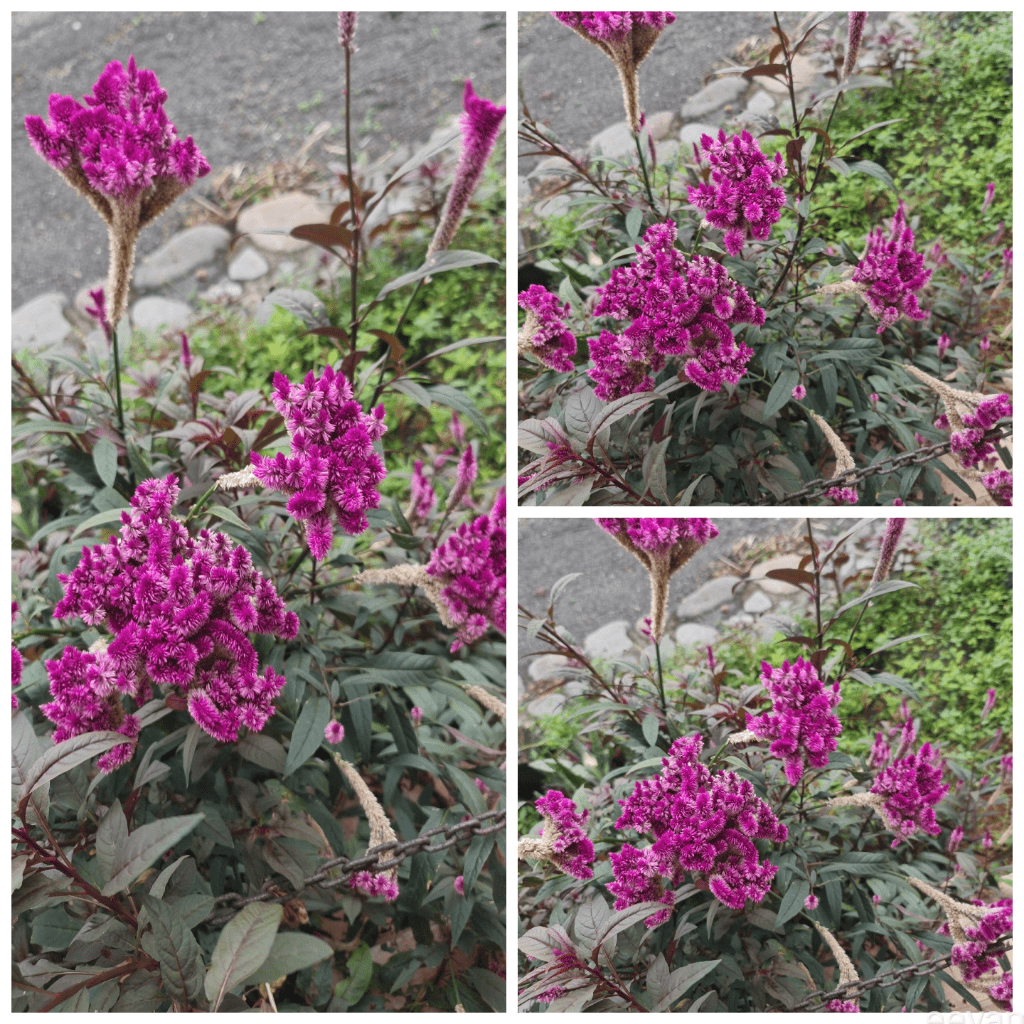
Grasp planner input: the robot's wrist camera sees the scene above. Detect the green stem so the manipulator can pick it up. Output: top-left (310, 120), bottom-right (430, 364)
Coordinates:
top-left (369, 277), bottom-right (426, 406)
top-left (345, 45), bottom-right (360, 358)
top-left (111, 327), bottom-right (126, 441)
top-left (634, 130), bottom-right (657, 212)
top-left (183, 482), bottom-right (218, 525)
top-left (654, 638), bottom-right (667, 719)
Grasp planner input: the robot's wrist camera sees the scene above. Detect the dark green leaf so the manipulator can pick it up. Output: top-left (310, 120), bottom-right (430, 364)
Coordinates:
top-left (205, 505), bottom-right (251, 532)
top-left (101, 814), bottom-right (205, 896)
top-left (204, 903), bottom-right (283, 1011)
top-left (284, 696), bottom-right (332, 776)
top-left (92, 438), bottom-right (118, 488)
top-left (139, 894), bottom-right (206, 1005)
top-left (244, 932), bottom-right (335, 987)
top-left (775, 878), bottom-right (811, 929)
top-left (95, 799), bottom-right (128, 885)
top-left (763, 370), bottom-right (800, 421)
top-left (376, 249), bottom-right (499, 301)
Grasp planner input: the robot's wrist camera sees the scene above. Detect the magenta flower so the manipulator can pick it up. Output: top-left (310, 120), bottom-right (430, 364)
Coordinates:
top-left (446, 444), bottom-right (478, 510)
top-left (981, 182), bottom-right (996, 214)
top-left (410, 706), bottom-right (423, 726)
top-left (325, 720), bottom-right (345, 744)
top-left (981, 688), bottom-right (997, 721)
top-left (981, 468), bottom-right (1012, 506)
top-left (250, 365), bottom-right (387, 559)
top-left (949, 394), bottom-right (1013, 469)
top-left (349, 871), bottom-right (399, 901)
top-left (869, 731), bottom-right (891, 769)
top-left (826, 999), bottom-right (861, 1012)
top-left (611, 735), bottom-right (787, 919)
top-left (410, 460), bottom-right (437, 519)
top-left (454, 874), bottom-right (466, 896)
top-left (687, 129), bottom-right (787, 255)
top-left (426, 80), bottom-right (505, 257)
top-left (947, 826), bottom-right (964, 854)
top-left (42, 476), bottom-right (297, 766)
top-left (337, 12), bottom-right (358, 54)
top-left (426, 491), bottom-right (505, 652)
top-left (535, 789), bottom-right (596, 880)
top-left (517, 285), bottom-right (577, 372)
top-left (792, 384), bottom-right (806, 400)
top-left (871, 517), bottom-right (905, 584)
top-left (804, 892), bottom-right (819, 910)
top-left (843, 13), bottom-right (868, 78)
top-left (825, 486), bottom-right (859, 506)
top-left (937, 333), bottom-right (951, 359)
top-left (988, 972), bottom-right (1012, 1012)
top-left (588, 220), bottom-right (764, 398)
top-left (747, 657), bottom-right (843, 785)
top-left (951, 899), bottom-right (1012, 982)
top-left (870, 742), bottom-right (949, 847)
top-left (852, 201), bottom-right (932, 334)
top-left (450, 412), bottom-right (465, 446)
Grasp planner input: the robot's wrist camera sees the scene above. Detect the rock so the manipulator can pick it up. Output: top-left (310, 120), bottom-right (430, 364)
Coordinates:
top-left (228, 247), bottom-right (270, 282)
top-left (676, 575), bottom-right (741, 619)
top-left (534, 193), bottom-right (571, 219)
top-left (12, 292), bottom-right (72, 352)
top-left (131, 296), bottom-right (193, 333)
top-left (564, 679), bottom-right (587, 699)
top-left (656, 140), bottom-right (680, 164)
top-left (751, 554), bottom-right (805, 595)
top-left (276, 260), bottom-right (298, 279)
top-left (679, 122), bottom-right (720, 152)
top-left (589, 121), bottom-right (636, 163)
top-left (744, 90), bottom-right (777, 117)
top-left (528, 654), bottom-right (573, 681)
top-left (674, 623), bottom-right (720, 648)
top-left (198, 279), bottom-right (243, 304)
top-left (518, 675), bottom-right (526, 699)
top-left (681, 77), bottom-right (746, 118)
top-left (583, 620), bottom-right (633, 660)
top-left (529, 156), bottom-right (576, 184)
top-left (645, 110), bottom-right (675, 141)
top-left (744, 591), bottom-right (774, 614)
top-left (726, 612), bottom-right (754, 627)
top-left (644, 637), bottom-right (677, 664)
top-left (133, 225), bottom-right (231, 289)
top-left (759, 614), bottom-right (795, 643)
top-left (237, 192), bottom-right (332, 254)
top-left (759, 54), bottom-right (817, 95)
top-left (517, 176), bottom-right (532, 211)
top-left (253, 288), bottom-right (327, 328)
top-left (527, 693), bottom-right (567, 717)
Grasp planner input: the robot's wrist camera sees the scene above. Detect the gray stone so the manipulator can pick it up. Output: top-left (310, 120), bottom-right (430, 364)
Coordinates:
top-left (564, 679), bottom-right (588, 699)
top-left (583, 620), bottom-right (633, 660)
top-left (759, 614), bottom-right (795, 643)
top-left (528, 654), bottom-right (572, 682)
top-left (131, 296), bottom-right (193, 333)
top-left (133, 225), bottom-right (231, 289)
top-left (518, 675), bottom-right (527, 700)
top-left (589, 121), bottom-right (636, 163)
top-left (82, 329), bottom-right (108, 363)
top-left (237, 192), bottom-right (333, 254)
top-left (751, 554), bottom-right (804, 595)
top-left (253, 288), bottom-right (327, 328)
top-left (517, 176), bottom-right (532, 211)
top-left (12, 292), bottom-right (72, 352)
top-left (759, 54), bottom-right (817, 95)
top-left (644, 637), bottom-right (677, 664)
top-left (527, 693), bottom-right (567, 717)
top-left (676, 575), bottom-right (741, 619)
top-left (679, 122), bottom-right (720, 152)
top-left (681, 77), bottom-right (746, 118)
top-left (228, 247), bottom-right (270, 282)
top-left (529, 156), bottom-right (576, 183)
top-left (534, 193), bottom-right (571, 219)
top-left (646, 110), bottom-right (675, 141)
top-left (744, 90), bottom-right (777, 117)
top-left (743, 591), bottom-right (774, 615)
top-left (674, 623), bottom-right (720, 648)
top-left (726, 612), bottom-right (754, 627)
top-left (198, 279), bottom-right (243, 304)
top-left (656, 140), bottom-right (680, 164)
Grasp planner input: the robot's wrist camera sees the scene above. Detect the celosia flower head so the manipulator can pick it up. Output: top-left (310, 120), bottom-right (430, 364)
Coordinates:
top-left (843, 13), bottom-right (868, 78)
top-left (43, 475), bottom-right (297, 766)
top-left (410, 460), bottom-right (437, 519)
top-left (337, 12), bottom-right (358, 54)
top-left (250, 365), bottom-right (387, 558)
top-left (982, 468), bottom-right (1012, 506)
top-left (446, 444), bottom-right (478, 510)
top-left (870, 742), bottom-right (949, 847)
top-left (687, 129), bottom-right (787, 255)
top-left (25, 56), bottom-right (210, 327)
top-left (950, 394), bottom-right (1013, 469)
top-left (426, 80), bottom-right (505, 257)
top-left (534, 789), bottom-right (596, 880)
top-left (852, 201), bottom-right (932, 334)
top-left (747, 657), bottom-right (843, 784)
top-left (517, 285), bottom-right (577, 372)
top-left (589, 220), bottom-right (764, 399)
top-left (611, 734), bottom-right (787, 920)
top-left (871, 517), bottom-right (905, 584)
top-left (426, 490), bottom-right (506, 651)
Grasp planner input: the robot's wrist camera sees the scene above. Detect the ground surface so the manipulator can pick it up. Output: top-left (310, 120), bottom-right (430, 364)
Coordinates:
top-left (12, 11), bottom-right (506, 309)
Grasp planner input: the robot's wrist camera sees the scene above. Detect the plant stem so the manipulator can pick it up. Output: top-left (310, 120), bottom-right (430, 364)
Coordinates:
top-left (634, 130), bottom-right (657, 211)
top-left (654, 638), bottom-right (667, 718)
top-left (345, 46), bottom-right (360, 359)
top-left (38, 957), bottom-right (159, 1013)
top-left (111, 327), bottom-right (127, 441)
top-left (807, 518), bottom-right (824, 649)
top-left (183, 481), bottom-right (218, 525)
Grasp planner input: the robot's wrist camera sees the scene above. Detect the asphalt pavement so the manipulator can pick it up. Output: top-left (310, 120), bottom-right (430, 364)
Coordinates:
top-left (12, 11), bottom-right (506, 310)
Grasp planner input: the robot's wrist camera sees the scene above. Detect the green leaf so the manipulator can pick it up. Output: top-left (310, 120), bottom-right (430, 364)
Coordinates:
top-left (71, 508), bottom-right (128, 539)
top-left (652, 959), bottom-right (722, 1012)
top-left (866, 633), bottom-right (928, 657)
top-left (427, 383), bottom-right (489, 437)
top-left (19, 730), bottom-right (126, 806)
top-left (335, 942), bottom-right (373, 1006)
top-left (763, 370), bottom-right (800, 421)
top-left (388, 376), bottom-right (432, 408)
top-left (95, 799), bottom-right (128, 886)
top-left (139, 894), bottom-right (206, 1005)
top-left (593, 901), bottom-right (670, 951)
top-left (462, 833), bottom-right (495, 894)
top-left (450, 893), bottom-right (473, 946)
top-left (244, 932), bottom-right (335, 987)
top-left (92, 438), bottom-right (118, 487)
top-left (31, 906), bottom-right (80, 951)
top-left (588, 391), bottom-right (657, 439)
top-left (101, 814), bottom-right (205, 896)
top-left (467, 965), bottom-right (505, 1012)
top-left (625, 206), bottom-right (643, 241)
top-left (285, 696), bottom-right (332, 776)
top-left (204, 903), bottom-right (283, 1011)
top-left (375, 249), bottom-right (499, 301)
top-left (204, 505), bottom-right (251, 532)
top-left (847, 159), bottom-right (898, 194)
top-left (641, 714), bottom-right (659, 747)
top-left (13, 419), bottom-right (90, 439)
top-left (181, 722), bottom-right (202, 788)
top-left (237, 733), bottom-right (287, 773)
top-left (775, 878), bottom-right (811, 929)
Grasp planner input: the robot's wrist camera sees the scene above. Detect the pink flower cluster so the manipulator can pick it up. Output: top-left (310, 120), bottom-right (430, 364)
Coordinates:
top-left (349, 872), bottom-right (399, 902)
top-left (826, 999), bottom-right (861, 1012)
top-left (870, 742), bottom-right (948, 847)
top-left (950, 898), bottom-right (1013, 984)
top-left (610, 735), bottom-right (787, 924)
top-left (410, 460), bottom-right (437, 519)
top-left (825, 485), bottom-right (859, 506)
top-left (588, 221), bottom-right (764, 398)
top-left (42, 476), bottom-right (297, 768)
top-left (552, 11), bottom-right (676, 39)
top-left (687, 129), bottom-right (787, 256)
top-left (747, 657), bottom-right (843, 785)
top-left (426, 491), bottom-right (506, 651)
top-left (250, 365), bottom-right (387, 559)
top-left (852, 201), bottom-right (932, 334)
top-left (988, 970), bottom-right (1012, 1012)
top-left (25, 56), bottom-right (209, 199)
top-left (535, 789), bottom-right (596, 880)
top-left (949, 393), bottom-right (1013, 468)
top-left (518, 284), bottom-right (577, 372)
top-left (982, 469), bottom-right (1012, 506)
top-left (595, 517), bottom-right (718, 554)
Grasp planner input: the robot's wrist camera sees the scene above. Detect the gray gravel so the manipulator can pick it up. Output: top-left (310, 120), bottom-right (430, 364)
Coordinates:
top-left (12, 11), bottom-right (505, 309)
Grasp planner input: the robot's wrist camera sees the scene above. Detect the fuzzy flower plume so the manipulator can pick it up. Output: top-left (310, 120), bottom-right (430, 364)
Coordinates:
top-left (426, 80), bottom-right (505, 257)
top-left (687, 129), bottom-right (787, 256)
top-left (410, 460), bottom-right (437, 520)
top-left (871, 517), bottom-right (905, 584)
top-left (552, 13), bottom-right (676, 132)
top-left (250, 365), bottom-right (387, 559)
top-left (851, 201), bottom-right (931, 334)
top-left (25, 56), bottom-right (210, 328)
top-left (810, 412), bottom-right (858, 504)
top-left (12, 603), bottom-right (23, 711)
top-left (333, 754), bottom-right (399, 901)
top-left (815, 921), bottom-right (861, 1011)
top-left (425, 491), bottom-right (506, 651)
top-left (843, 13), bottom-right (868, 79)
top-left (518, 790), bottom-right (596, 880)
top-left (589, 220), bottom-right (764, 399)
top-left (337, 12), bottom-right (358, 54)
top-left (42, 476), bottom-right (297, 768)
top-left (446, 444), bottom-right (478, 511)
top-left (610, 735), bottom-right (787, 923)
top-left (747, 657), bottom-right (843, 785)
top-left (517, 285), bottom-right (577, 372)
top-left (595, 518), bottom-right (717, 644)
top-left (869, 731), bottom-right (891, 769)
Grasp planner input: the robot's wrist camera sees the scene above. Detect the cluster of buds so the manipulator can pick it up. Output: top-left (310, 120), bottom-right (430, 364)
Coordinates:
top-left (518, 789), bottom-right (596, 880)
